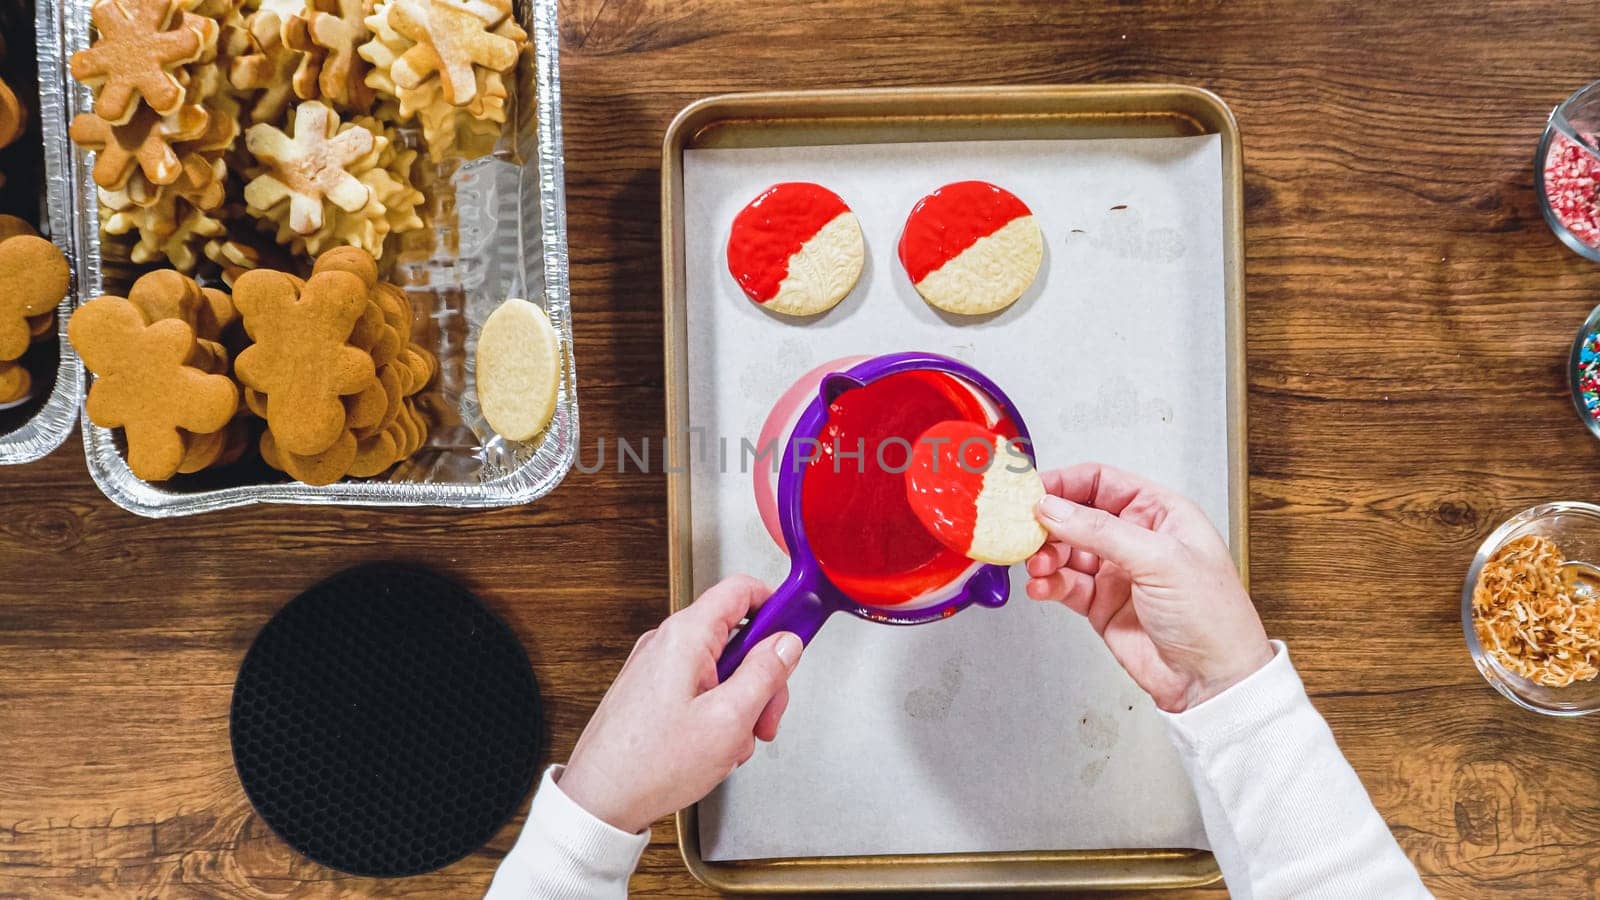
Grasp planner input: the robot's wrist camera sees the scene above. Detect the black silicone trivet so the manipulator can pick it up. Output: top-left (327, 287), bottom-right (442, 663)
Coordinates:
top-left (230, 563), bottom-right (542, 877)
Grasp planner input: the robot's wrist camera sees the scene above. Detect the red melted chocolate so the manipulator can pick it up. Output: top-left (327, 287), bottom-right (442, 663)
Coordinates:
top-left (904, 419), bottom-right (1006, 556)
top-left (727, 182), bottom-right (850, 303)
top-left (800, 371), bottom-right (987, 605)
top-left (897, 181), bottom-right (1032, 284)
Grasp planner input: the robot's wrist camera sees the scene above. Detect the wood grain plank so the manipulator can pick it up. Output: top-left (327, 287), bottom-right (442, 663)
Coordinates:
top-left (7, 0), bottom-right (1600, 895)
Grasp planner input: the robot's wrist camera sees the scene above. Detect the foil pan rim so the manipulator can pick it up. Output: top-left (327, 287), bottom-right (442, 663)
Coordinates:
top-left (0, 0), bottom-right (86, 465)
top-left (64, 0), bottom-right (579, 515)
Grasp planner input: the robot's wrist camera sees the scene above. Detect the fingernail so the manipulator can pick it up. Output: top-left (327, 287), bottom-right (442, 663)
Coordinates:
top-left (774, 633), bottom-right (802, 668)
top-left (1038, 495), bottom-right (1073, 523)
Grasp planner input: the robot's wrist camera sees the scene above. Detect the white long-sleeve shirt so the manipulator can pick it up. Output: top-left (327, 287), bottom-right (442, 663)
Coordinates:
top-left (486, 642), bottom-right (1429, 899)
top-left (1159, 642), bottom-right (1430, 899)
top-left (487, 765), bottom-right (648, 899)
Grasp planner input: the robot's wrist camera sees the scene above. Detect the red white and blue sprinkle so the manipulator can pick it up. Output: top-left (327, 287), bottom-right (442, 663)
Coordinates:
top-left (1580, 331), bottom-right (1600, 420)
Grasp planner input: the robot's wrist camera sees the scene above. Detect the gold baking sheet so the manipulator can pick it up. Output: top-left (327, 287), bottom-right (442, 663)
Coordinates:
top-left (661, 84), bottom-right (1245, 893)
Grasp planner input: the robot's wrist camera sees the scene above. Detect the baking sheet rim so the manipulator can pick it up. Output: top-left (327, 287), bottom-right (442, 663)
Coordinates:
top-left (662, 83), bottom-right (1245, 892)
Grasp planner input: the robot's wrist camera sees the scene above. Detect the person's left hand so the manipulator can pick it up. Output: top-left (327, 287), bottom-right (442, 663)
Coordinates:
top-left (557, 575), bottom-right (803, 834)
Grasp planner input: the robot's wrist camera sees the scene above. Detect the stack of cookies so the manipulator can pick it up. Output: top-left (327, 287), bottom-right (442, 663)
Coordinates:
top-left (67, 0), bottom-right (526, 275)
top-left (68, 269), bottom-right (245, 480)
top-left (69, 0), bottom-right (244, 272)
top-left (124, 269), bottom-right (256, 472)
top-left (235, 247), bottom-right (435, 485)
top-left (57, 0), bottom-right (507, 486)
top-left (359, 0), bottom-right (524, 162)
top-left (66, 246), bottom-right (434, 484)
top-left (0, 218), bottom-right (69, 405)
top-left (241, 101), bottom-right (423, 260)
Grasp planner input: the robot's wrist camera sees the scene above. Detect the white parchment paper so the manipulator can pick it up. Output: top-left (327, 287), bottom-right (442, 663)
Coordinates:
top-left (683, 135), bottom-right (1227, 860)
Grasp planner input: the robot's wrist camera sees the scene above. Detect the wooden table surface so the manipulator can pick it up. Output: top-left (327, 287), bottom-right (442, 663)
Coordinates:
top-left (4, 0), bottom-right (1600, 896)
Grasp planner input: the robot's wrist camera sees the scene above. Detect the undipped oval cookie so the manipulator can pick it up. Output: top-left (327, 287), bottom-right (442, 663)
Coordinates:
top-left (898, 181), bottom-right (1042, 316)
top-left (476, 298), bottom-right (560, 442)
top-left (727, 182), bottom-right (864, 317)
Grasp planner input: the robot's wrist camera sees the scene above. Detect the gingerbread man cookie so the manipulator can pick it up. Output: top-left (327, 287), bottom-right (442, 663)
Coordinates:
top-left (260, 427), bottom-right (358, 485)
top-left (0, 236), bottom-right (71, 362)
top-left (233, 267), bottom-right (376, 455)
top-left (346, 426), bottom-right (400, 477)
top-left (69, 295), bottom-right (240, 481)
top-left (0, 216), bottom-right (36, 241)
top-left (0, 362), bottom-right (32, 405)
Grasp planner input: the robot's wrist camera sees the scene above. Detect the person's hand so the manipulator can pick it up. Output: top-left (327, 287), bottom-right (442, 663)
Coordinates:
top-left (557, 575), bottom-right (803, 834)
top-left (1026, 463), bottom-right (1272, 713)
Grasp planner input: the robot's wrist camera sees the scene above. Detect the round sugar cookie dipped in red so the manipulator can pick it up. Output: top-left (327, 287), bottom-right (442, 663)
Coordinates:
top-left (904, 419), bottom-right (1048, 566)
top-left (726, 182), bottom-right (864, 317)
top-left (898, 181), bottom-right (1043, 315)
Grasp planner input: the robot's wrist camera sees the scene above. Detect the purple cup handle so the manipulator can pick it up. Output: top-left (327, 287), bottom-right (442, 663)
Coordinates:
top-left (966, 564), bottom-right (1012, 609)
top-left (716, 569), bottom-right (833, 683)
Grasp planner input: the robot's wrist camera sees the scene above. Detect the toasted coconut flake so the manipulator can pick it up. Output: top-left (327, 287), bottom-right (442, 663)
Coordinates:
top-left (1473, 535), bottom-right (1600, 688)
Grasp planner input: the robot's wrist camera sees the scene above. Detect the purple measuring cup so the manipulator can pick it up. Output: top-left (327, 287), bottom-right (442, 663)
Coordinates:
top-left (716, 351), bottom-right (1036, 682)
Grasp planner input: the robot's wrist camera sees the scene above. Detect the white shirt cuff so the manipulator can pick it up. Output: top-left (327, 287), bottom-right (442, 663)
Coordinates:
top-left (530, 765), bottom-right (649, 871)
top-left (487, 765), bottom-right (649, 899)
top-left (1160, 640), bottom-right (1302, 752)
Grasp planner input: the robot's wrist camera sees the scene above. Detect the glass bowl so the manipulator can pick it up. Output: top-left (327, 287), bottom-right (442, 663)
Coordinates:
top-left (1569, 303), bottom-right (1600, 440)
top-left (1535, 79), bottom-right (1600, 262)
top-left (1463, 502), bottom-right (1600, 716)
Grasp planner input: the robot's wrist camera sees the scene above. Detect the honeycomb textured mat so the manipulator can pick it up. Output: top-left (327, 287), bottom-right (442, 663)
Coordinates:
top-left (230, 563), bottom-right (543, 877)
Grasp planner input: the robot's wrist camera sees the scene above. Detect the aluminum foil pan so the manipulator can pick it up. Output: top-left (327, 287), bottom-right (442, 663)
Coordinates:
top-left (50, 0), bottom-right (577, 515)
top-left (0, 0), bottom-right (82, 465)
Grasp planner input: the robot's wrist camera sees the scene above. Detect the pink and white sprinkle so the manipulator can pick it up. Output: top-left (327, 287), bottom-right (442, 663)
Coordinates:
top-left (1545, 132), bottom-right (1600, 246)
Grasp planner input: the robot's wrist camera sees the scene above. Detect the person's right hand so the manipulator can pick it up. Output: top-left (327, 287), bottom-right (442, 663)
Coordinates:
top-left (557, 575), bottom-right (801, 834)
top-left (1027, 462), bottom-right (1273, 713)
